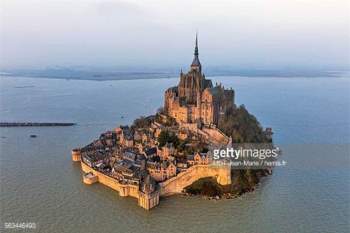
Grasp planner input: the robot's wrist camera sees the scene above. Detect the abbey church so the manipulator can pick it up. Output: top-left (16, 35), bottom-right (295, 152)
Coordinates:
top-left (164, 35), bottom-right (235, 126)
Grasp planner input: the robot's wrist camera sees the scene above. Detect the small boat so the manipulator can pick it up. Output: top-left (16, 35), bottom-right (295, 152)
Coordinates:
top-left (30, 134), bottom-right (37, 138)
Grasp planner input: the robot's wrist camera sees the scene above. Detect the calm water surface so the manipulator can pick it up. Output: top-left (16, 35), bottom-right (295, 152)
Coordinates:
top-left (0, 76), bottom-right (349, 233)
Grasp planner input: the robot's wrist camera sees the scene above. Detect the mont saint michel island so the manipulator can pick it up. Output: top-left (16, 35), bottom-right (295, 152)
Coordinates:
top-left (71, 36), bottom-right (274, 210)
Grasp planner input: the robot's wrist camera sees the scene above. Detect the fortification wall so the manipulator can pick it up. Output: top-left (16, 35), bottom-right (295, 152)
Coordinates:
top-left (83, 173), bottom-right (98, 184)
top-left (80, 162), bottom-right (231, 209)
top-left (71, 149), bottom-right (81, 162)
top-left (81, 162), bottom-right (139, 199)
top-left (81, 162), bottom-right (160, 210)
top-left (159, 164), bottom-right (231, 196)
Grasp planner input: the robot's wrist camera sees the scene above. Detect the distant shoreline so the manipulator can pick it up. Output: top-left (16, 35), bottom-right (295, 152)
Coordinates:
top-left (0, 122), bottom-right (76, 127)
top-left (0, 74), bottom-right (177, 82)
top-left (0, 73), bottom-right (349, 82)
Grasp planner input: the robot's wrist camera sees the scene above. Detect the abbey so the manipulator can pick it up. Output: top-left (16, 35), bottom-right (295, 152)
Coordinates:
top-left (164, 35), bottom-right (235, 126)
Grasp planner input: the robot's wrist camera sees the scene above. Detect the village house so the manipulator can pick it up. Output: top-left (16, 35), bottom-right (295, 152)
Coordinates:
top-left (112, 160), bottom-right (141, 185)
top-left (123, 150), bottom-right (137, 162)
top-left (158, 142), bottom-right (176, 160)
top-left (187, 152), bottom-right (210, 166)
top-left (99, 131), bottom-right (117, 147)
top-left (151, 121), bottom-right (164, 138)
top-left (147, 161), bottom-right (177, 182)
top-left (135, 142), bottom-right (144, 152)
top-left (82, 151), bottom-right (107, 168)
top-left (144, 147), bottom-right (157, 158)
top-left (175, 161), bottom-right (188, 172)
top-left (119, 126), bottom-right (134, 147)
top-left (133, 129), bottom-right (142, 142)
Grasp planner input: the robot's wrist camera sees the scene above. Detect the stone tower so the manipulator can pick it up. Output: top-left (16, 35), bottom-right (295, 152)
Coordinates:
top-left (138, 174), bottom-right (160, 210)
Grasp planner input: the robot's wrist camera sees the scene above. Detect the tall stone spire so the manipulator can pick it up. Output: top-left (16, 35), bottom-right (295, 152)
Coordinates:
top-left (194, 33), bottom-right (199, 56)
top-left (191, 33), bottom-right (201, 72)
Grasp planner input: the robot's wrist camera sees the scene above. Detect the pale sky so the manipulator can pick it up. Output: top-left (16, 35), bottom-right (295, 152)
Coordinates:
top-left (0, 0), bottom-right (349, 70)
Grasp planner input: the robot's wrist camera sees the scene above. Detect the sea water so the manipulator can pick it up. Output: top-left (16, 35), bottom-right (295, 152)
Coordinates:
top-left (0, 76), bottom-right (349, 233)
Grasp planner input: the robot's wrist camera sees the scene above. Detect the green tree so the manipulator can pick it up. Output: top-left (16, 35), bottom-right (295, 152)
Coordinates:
top-left (132, 116), bottom-right (153, 129)
top-left (218, 105), bottom-right (270, 143)
top-left (157, 130), bottom-right (180, 148)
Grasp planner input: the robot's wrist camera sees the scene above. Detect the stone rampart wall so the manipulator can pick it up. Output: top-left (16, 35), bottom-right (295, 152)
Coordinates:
top-left (159, 164), bottom-right (231, 196)
top-left (81, 162), bottom-right (139, 199)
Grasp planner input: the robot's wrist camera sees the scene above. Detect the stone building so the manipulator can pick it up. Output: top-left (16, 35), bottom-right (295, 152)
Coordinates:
top-left (147, 161), bottom-right (177, 182)
top-left (158, 142), bottom-right (176, 160)
top-left (138, 174), bottom-right (160, 210)
top-left (118, 126), bottom-right (134, 147)
top-left (164, 35), bottom-right (235, 126)
top-left (187, 152), bottom-right (210, 166)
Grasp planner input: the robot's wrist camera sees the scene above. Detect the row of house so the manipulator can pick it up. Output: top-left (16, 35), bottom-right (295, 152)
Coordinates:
top-left (107, 118), bottom-right (212, 181)
top-left (147, 161), bottom-right (177, 182)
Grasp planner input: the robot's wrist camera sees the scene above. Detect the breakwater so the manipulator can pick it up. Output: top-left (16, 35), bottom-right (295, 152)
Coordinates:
top-left (0, 122), bottom-right (76, 127)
